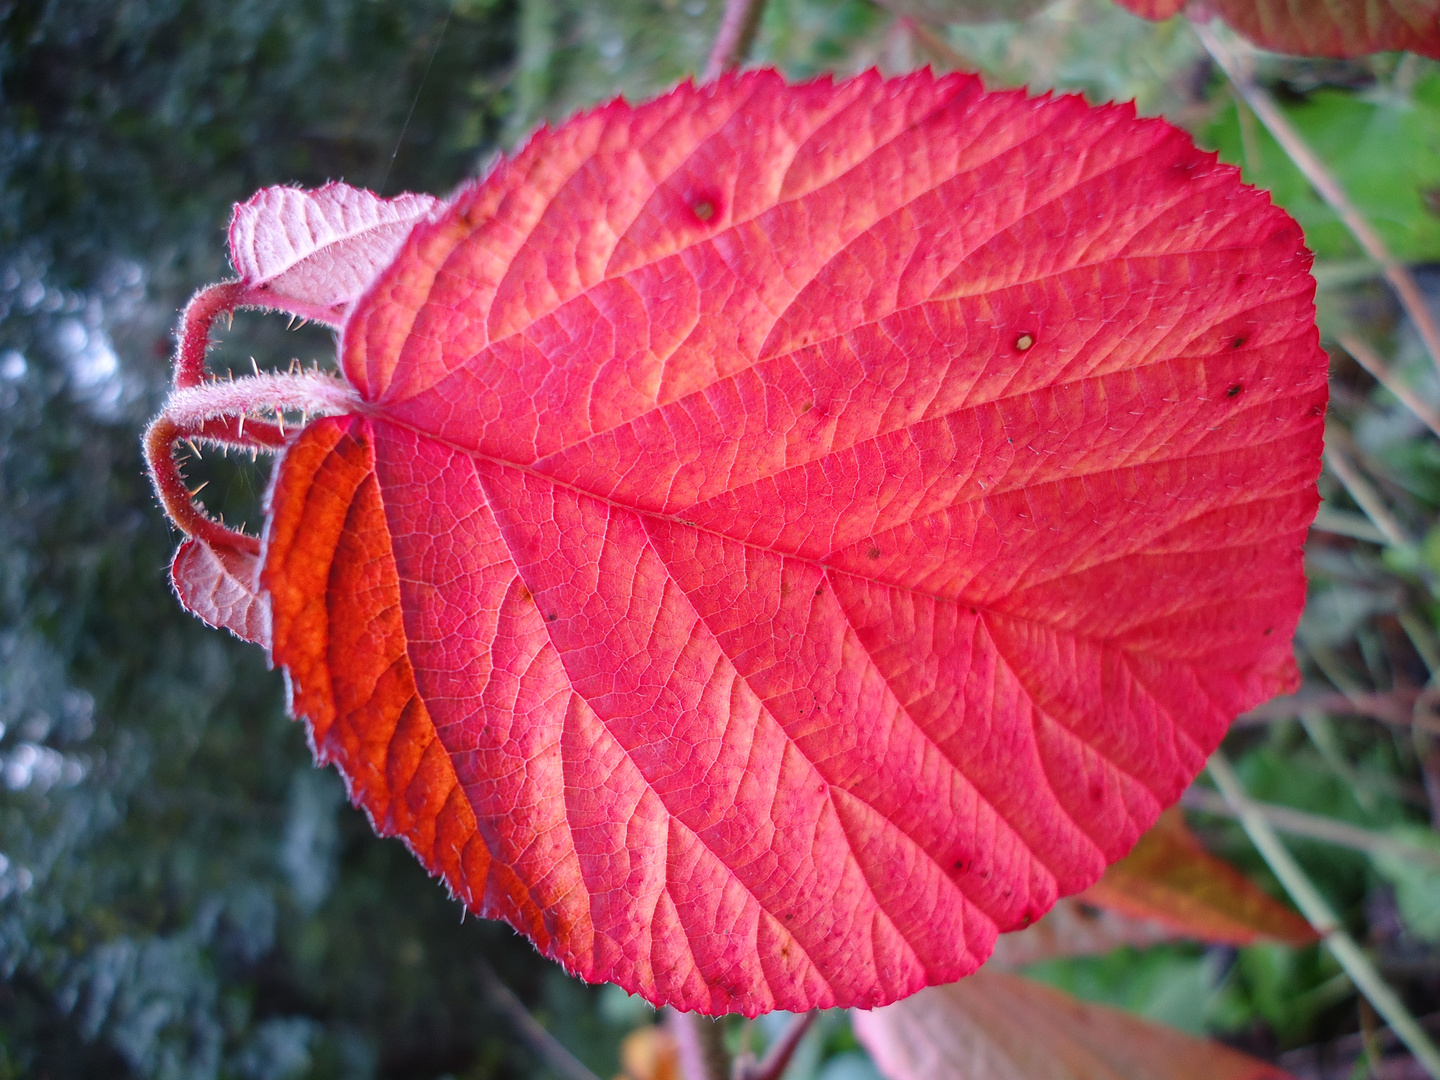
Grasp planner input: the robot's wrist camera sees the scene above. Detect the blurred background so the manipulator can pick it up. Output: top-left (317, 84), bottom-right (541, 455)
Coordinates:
top-left (1, 1), bottom-right (1438, 1077)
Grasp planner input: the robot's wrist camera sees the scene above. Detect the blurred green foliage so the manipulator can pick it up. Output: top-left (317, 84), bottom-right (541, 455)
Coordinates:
top-left (2, 0), bottom-right (1439, 1077)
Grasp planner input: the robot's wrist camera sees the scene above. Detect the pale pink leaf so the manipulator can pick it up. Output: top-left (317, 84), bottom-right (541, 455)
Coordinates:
top-left (228, 182), bottom-right (440, 325)
top-left (171, 538), bottom-right (270, 646)
top-left (854, 973), bottom-right (1296, 1080)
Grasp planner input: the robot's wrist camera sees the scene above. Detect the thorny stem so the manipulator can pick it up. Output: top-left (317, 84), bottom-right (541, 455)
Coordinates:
top-left (702, 0), bottom-right (768, 82)
top-left (147, 278), bottom-right (353, 554)
top-left (1195, 22), bottom-right (1440, 382)
top-left (475, 961), bottom-right (603, 1080)
top-left (1207, 750), bottom-right (1440, 1080)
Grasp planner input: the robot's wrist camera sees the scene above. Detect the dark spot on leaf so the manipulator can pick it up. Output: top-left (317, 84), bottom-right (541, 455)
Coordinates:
top-left (1019, 911), bottom-right (1034, 928)
top-left (780, 581), bottom-right (791, 598)
top-left (546, 612), bottom-right (558, 622)
top-left (801, 401), bottom-right (814, 414)
top-left (1226, 383), bottom-right (1243, 398)
top-left (1014, 332), bottom-right (1035, 351)
top-left (815, 586), bottom-right (824, 597)
top-left (867, 546), bottom-right (881, 559)
top-left (519, 587), bottom-right (533, 603)
top-left (1231, 336), bottom-right (1246, 349)
top-left (1264, 626), bottom-right (1274, 635)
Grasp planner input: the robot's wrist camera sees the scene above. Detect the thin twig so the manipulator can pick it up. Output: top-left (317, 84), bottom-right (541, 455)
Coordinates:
top-left (476, 960), bottom-right (603, 1080)
top-left (1181, 786), bottom-right (1440, 869)
top-left (1323, 434), bottom-right (1411, 547)
top-left (1340, 333), bottom-right (1440, 442)
top-left (734, 1011), bottom-right (818, 1080)
top-left (1237, 689), bottom-right (1419, 727)
top-left (1313, 504), bottom-right (1389, 543)
top-left (1193, 21), bottom-right (1440, 383)
top-left (1207, 750), bottom-right (1440, 1080)
top-left (669, 1009), bottom-right (730, 1080)
top-left (702, 0), bottom-right (768, 82)
top-left (905, 18), bottom-right (971, 71)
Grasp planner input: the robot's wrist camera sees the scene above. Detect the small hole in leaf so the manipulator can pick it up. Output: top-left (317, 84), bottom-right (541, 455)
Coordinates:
top-left (1226, 383), bottom-right (1243, 398)
top-left (692, 200), bottom-right (715, 222)
top-left (1014, 333), bottom-right (1034, 351)
top-left (1231, 336), bottom-right (1246, 349)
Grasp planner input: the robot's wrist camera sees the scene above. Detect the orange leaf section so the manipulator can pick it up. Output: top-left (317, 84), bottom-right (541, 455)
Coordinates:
top-left (262, 415), bottom-right (563, 954)
top-left (854, 972), bottom-right (1296, 1080)
top-left (1080, 808), bottom-right (1317, 945)
top-left (1113, 0), bottom-right (1440, 58)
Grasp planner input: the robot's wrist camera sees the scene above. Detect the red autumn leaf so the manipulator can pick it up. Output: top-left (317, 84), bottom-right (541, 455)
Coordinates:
top-left (1079, 806), bottom-right (1317, 945)
top-left (853, 971), bottom-right (1297, 1080)
top-left (228, 182), bottom-right (441, 325)
top-left (1113, 0), bottom-right (1440, 58)
top-left (149, 69), bottom-right (1326, 1015)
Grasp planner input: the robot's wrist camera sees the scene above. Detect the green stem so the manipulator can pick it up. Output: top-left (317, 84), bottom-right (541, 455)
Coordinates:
top-left (1207, 750), bottom-right (1440, 1080)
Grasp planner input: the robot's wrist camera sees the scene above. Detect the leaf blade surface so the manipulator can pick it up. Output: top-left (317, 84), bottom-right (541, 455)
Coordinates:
top-left (242, 70), bottom-right (1326, 1014)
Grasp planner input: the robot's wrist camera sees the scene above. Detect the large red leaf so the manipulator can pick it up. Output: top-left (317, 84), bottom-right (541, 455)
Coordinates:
top-left (1113, 0), bottom-right (1440, 58)
top-left (155, 69), bottom-right (1326, 1014)
top-left (853, 972), bottom-right (1296, 1080)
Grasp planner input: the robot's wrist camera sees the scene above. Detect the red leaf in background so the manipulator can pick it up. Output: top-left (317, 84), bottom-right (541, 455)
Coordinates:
top-left (1113, 0), bottom-right (1440, 58)
top-left (853, 972), bottom-right (1297, 1080)
top-left (229, 182), bottom-right (440, 325)
top-left (987, 898), bottom-right (1180, 969)
top-left (1080, 806), bottom-right (1317, 945)
top-left (152, 69), bottom-right (1327, 1014)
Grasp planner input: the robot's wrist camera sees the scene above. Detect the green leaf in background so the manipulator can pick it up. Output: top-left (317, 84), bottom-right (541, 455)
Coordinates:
top-left (1371, 824), bottom-right (1440, 942)
top-left (1204, 73), bottom-right (1440, 263)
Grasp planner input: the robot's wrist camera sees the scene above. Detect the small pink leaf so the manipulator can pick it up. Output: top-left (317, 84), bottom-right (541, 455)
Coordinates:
top-left (228, 182), bottom-right (440, 325)
top-left (171, 538), bottom-right (270, 646)
top-left (854, 972), bottom-right (1297, 1080)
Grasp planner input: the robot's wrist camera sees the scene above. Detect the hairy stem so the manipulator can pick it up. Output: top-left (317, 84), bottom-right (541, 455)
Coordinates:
top-left (1207, 750), bottom-right (1440, 1080)
top-left (1195, 22), bottom-right (1440, 381)
top-left (702, 0), bottom-right (768, 82)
